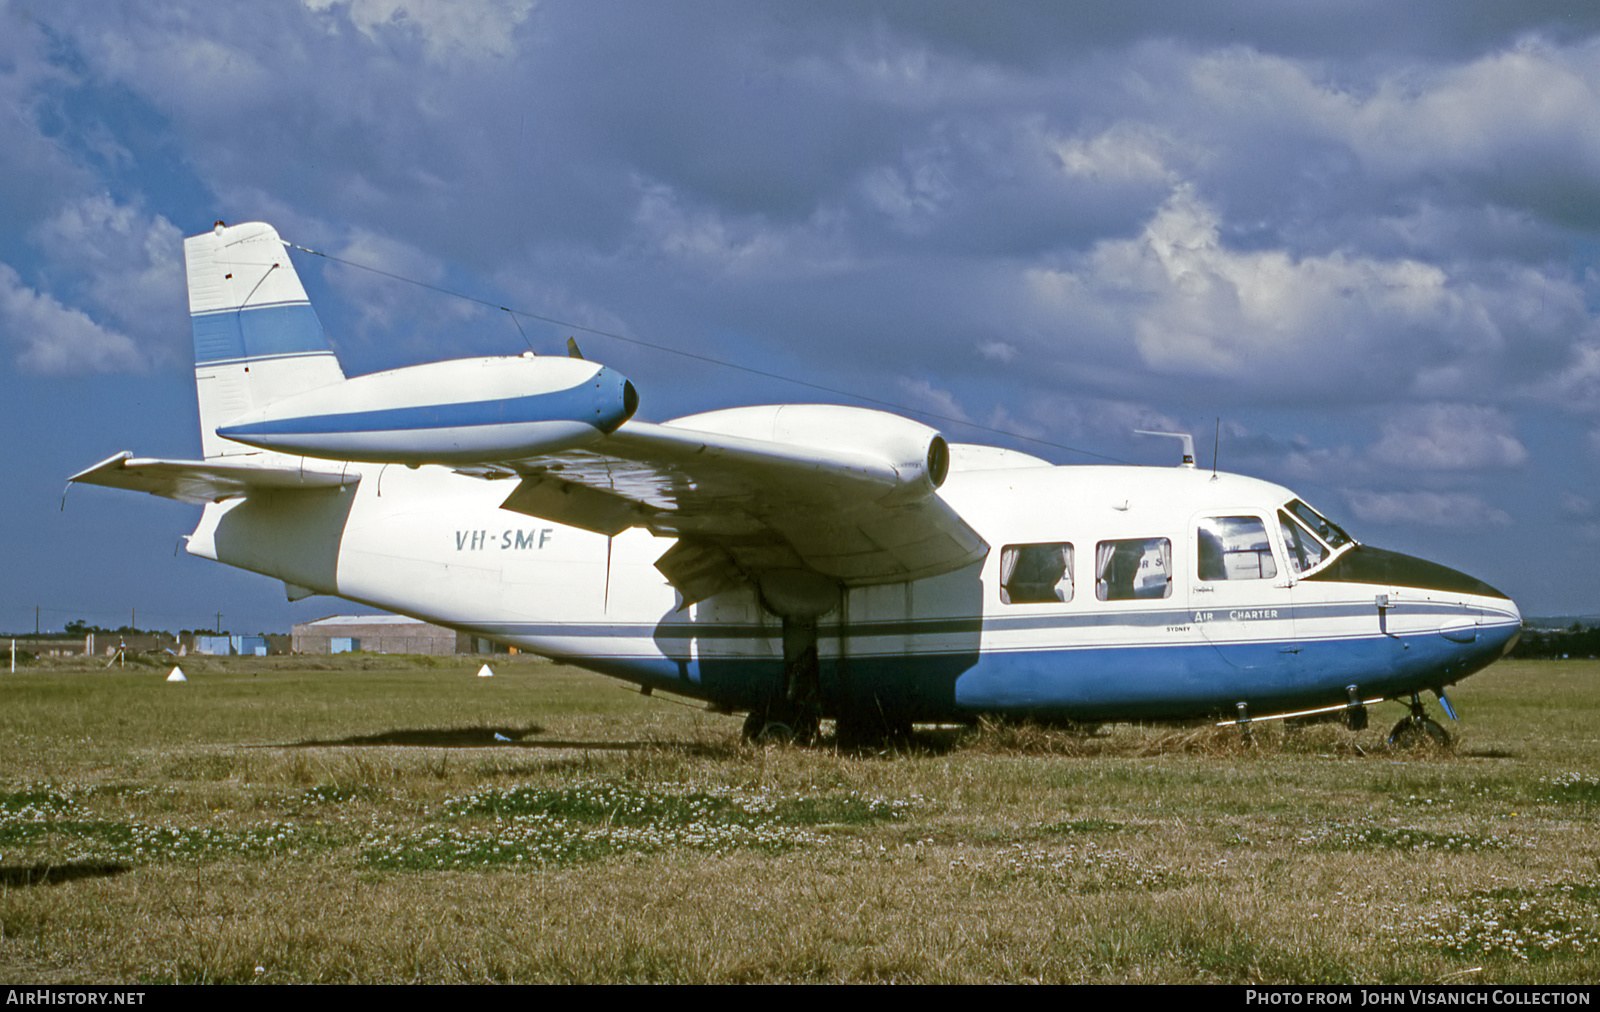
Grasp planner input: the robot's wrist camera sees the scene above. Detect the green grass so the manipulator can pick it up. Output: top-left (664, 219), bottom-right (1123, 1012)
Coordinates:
top-left (0, 654), bottom-right (1597, 983)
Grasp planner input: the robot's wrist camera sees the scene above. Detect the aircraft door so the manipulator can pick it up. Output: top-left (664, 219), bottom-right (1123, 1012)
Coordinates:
top-left (1276, 508), bottom-right (1404, 698)
top-left (1190, 513), bottom-right (1300, 681)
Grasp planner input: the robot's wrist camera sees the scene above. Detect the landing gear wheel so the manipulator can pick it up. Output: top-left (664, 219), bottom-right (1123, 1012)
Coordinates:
top-left (1387, 692), bottom-right (1452, 749)
top-left (1387, 715), bottom-right (1450, 749)
top-left (753, 720), bottom-right (797, 745)
top-left (741, 710), bottom-right (818, 746)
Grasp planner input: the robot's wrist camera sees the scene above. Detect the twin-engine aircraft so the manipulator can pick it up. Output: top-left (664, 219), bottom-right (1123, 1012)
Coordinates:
top-left (71, 221), bottom-right (1522, 746)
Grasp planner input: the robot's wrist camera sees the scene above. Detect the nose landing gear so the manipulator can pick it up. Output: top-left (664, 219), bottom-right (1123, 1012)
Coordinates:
top-left (1387, 692), bottom-right (1452, 748)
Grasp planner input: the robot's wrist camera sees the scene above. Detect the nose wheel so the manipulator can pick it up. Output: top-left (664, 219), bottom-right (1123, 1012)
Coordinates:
top-left (1387, 693), bottom-right (1452, 748)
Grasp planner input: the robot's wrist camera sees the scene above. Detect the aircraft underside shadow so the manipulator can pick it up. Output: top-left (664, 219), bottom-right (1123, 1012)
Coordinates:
top-left (270, 726), bottom-right (732, 756)
top-left (0, 861), bottom-right (132, 888)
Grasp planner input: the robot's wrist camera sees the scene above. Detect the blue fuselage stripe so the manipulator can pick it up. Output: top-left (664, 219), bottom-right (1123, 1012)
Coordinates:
top-left (458, 618), bottom-right (1518, 721)
top-left (461, 610), bottom-right (1519, 641)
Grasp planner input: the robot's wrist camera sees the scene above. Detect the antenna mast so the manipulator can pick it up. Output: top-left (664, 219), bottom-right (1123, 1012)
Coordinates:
top-left (1133, 430), bottom-right (1197, 468)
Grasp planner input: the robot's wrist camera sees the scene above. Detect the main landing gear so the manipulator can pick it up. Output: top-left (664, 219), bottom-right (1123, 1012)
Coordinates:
top-left (741, 614), bottom-right (822, 745)
top-left (1387, 692), bottom-right (1452, 748)
top-left (741, 570), bottom-right (833, 746)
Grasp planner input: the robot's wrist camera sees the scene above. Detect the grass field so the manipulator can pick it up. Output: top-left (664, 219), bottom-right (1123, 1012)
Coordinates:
top-left (1, 652), bottom-right (1596, 984)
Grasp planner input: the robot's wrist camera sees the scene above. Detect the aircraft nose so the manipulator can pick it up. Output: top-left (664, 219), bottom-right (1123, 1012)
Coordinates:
top-left (1305, 544), bottom-right (1522, 658)
top-left (1307, 544), bottom-right (1509, 599)
top-left (1490, 594), bottom-right (1523, 657)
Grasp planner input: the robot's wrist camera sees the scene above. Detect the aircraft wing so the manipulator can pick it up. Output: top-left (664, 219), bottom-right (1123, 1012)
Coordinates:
top-left (492, 411), bottom-right (988, 602)
top-left (69, 451), bottom-right (360, 505)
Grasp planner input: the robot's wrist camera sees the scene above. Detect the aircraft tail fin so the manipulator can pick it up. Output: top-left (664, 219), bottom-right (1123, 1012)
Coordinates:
top-left (187, 222), bottom-right (346, 460)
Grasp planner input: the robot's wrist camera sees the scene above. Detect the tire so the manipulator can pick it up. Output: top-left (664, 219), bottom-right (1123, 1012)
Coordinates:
top-left (742, 712), bottom-right (818, 746)
top-left (1387, 716), bottom-right (1450, 749)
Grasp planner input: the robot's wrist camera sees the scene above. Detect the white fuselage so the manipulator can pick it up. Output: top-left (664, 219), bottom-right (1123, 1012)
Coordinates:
top-left (186, 452), bottom-right (1521, 722)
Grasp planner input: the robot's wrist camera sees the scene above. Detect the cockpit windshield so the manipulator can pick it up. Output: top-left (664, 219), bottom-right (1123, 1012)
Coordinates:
top-left (1278, 512), bottom-right (1329, 574)
top-left (1283, 499), bottom-right (1352, 550)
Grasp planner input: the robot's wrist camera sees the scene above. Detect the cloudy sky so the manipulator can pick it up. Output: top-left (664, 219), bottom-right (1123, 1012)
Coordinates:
top-left (5, 0), bottom-right (1600, 634)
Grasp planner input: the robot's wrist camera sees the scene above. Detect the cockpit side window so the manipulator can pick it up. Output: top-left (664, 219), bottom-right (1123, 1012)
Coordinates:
top-left (1278, 511), bottom-right (1329, 574)
top-left (1197, 516), bottom-right (1277, 581)
top-left (1284, 499), bottom-right (1351, 549)
top-left (1096, 538), bottom-right (1172, 601)
top-left (1000, 543), bottom-right (1073, 604)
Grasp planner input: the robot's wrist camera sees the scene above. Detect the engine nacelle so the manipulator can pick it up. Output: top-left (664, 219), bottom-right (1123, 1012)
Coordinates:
top-left (664, 404), bottom-right (949, 502)
top-left (217, 355), bottom-right (637, 464)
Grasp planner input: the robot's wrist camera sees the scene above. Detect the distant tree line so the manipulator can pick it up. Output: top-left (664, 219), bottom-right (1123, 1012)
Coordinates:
top-left (1510, 622), bottom-right (1600, 659)
top-left (53, 621), bottom-right (224, 637)
top-left (62, 620), bottom-right (161, 637)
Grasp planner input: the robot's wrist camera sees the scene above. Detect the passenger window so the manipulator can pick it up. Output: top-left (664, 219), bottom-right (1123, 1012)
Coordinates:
top-left (1197, 516), bottom-right (1277, 581)
top-left (1000, 543), bottom-right (1073, 604)
top-left (1278, 511), bottom-right (1329, 574)
top-left (1095, 538), bottom-right (1172, 601)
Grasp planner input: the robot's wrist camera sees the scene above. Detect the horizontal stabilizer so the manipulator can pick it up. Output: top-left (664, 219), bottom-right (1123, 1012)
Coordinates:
top-left (69, 451), bottom-right (359, 504)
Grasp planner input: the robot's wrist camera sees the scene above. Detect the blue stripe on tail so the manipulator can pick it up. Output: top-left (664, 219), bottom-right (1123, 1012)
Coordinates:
top-left (192, 303), bottom-right (330, 366)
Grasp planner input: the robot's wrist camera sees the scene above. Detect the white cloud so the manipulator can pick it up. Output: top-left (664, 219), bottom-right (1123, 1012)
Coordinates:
top-left (33, 195), bottom-right (184, 347)
top-left (83, 28), bottom-right (280, 124)
top-left (1280, 443), bottom-right (1361, 483)
top-left (1019, 393), bottom-right (1182, 447)
top-left (304, 0), bottom-right (535, 63)
top-left (296, 225), bottom-right (506, 361)
top-left (1050, 123), bottom-right (1176, 186)
top-left (1544, 342), bottom-right (1600, 415)
top-left (896, 377), bottom-right (969, 423)
top-left (1026, 186), bottom-right (1460, 387)
top-left (1559, 492), bottom-right (1594, 519)
top-left (979, 404), bottom-right (1046, 443)
top-left (0, 262), bottom-right (143, 375)
top-left (1350, 41), bottom-right (1600, 187)
top-left (0, 9), bottom-right (95, 224)
top-left (1342, 489), bottom-right (1512, 530)
top-left (331, 227), bottom-right (452, 318)
top-left (977, 340), bottom-right (1016, 364)
top-left (1366, 403), bottom-right (1527, 470)
top-left (860, 145), bottom-right (956, 234)
top-left (630, 179), bottom-right (850, 279)
top-left (1177, 39), bottom-right (1600, 218)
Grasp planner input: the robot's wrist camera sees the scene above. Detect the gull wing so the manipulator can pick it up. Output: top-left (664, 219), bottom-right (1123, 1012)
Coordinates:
top-left (69, 451), bottom-right (360, 505)
top-left (494, 414), bottom-right (988, 602)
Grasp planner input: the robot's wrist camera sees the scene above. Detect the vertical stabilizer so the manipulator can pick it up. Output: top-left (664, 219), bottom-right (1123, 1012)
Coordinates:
top-left (188, 222), bottom-right (346, 460)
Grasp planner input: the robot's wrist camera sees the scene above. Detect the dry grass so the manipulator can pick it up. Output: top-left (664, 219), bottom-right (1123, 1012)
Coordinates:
top-left (1, 654), bottom-right (1597, 983)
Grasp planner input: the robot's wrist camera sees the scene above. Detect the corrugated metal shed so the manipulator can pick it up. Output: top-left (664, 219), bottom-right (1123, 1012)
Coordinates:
top-left (291, 615), bottom-right (473, 655)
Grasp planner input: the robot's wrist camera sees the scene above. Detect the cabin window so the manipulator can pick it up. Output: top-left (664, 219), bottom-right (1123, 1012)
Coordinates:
top-left (1000, 543), bottom-right (1074, 604)
top-left (1284, 498), bottom-right (1351, 549)
top-left (1278, 511), bottom-right (1329, 574)
top-left (1095, 538), bottom-right (1172, 601)
top-left (1197, 516), bottom-right (1277, 581)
